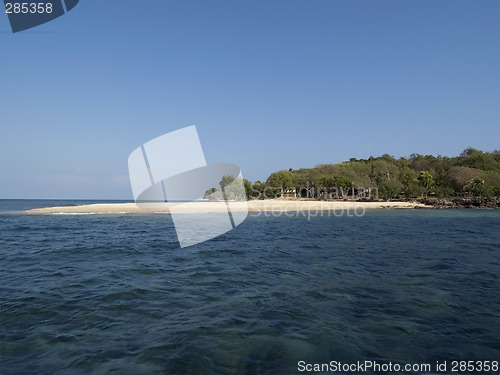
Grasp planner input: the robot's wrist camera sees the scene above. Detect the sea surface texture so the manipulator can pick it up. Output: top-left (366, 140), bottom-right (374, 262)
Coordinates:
top-left (1, 200), bottom-right (499, 374)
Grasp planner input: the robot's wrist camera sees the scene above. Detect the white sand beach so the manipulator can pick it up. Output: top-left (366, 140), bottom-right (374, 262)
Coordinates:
top-left (26, 200), bottom-right (430, 214)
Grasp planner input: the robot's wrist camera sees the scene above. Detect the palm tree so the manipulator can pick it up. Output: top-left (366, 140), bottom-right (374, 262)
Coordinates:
top-left (417, 171), bottom-right (434, 199)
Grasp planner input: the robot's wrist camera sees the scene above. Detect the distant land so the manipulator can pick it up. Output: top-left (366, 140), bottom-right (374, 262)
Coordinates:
top-left (27, 148), bottom-right (500, 213)
top-left (238, 148), bottom-right (500, 208)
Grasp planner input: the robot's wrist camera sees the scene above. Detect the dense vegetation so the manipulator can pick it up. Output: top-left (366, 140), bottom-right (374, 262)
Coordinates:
top-left (243, 148), bottom-right (500, 201)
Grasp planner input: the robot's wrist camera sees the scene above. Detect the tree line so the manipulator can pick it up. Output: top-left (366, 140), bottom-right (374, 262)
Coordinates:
top-left (241, 148), bottom-right (500, 200)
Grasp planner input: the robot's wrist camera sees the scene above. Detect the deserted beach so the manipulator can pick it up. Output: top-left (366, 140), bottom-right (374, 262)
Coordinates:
top-left (26, 200), bottom-right (430, 214)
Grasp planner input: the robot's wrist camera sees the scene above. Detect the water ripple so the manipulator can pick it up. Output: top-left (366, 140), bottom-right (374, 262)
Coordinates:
top-left (1, 207), bottom-right (499, 374)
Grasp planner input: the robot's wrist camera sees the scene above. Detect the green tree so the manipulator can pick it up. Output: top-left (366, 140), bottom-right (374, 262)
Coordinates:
top-left (203, 187), bottom-right (218, 199)
top-left (403, 182), bottom-right (424, 199)
top-left (459, 148), bottom-right (500, 171)
top-left (447, 166), bottom-right (485, 193)
top-left (266, 170), bottom-right (295, 188)
top-left (433, 185), bottom-right (454, 199)
top-left (243, 178), bottom-right (253, 199)
top-left (417, 171), bottom-right (435, 199)
top-left (220, 176), bottom-right (246, 201)
top-left (219, 175), bottom-right (236, 189)
top-left (464, 178), bottom-right (485, 197)
top-left (398, 169), bottom-right (417, 187)
top-left (314, 175), bottom-right (352, 188)
top-left (332, 176), bottom-right (353, 190)
top-left (378, 180), bottom-right (402, 200)
top-left (251, 181), bottom-right (275, 199)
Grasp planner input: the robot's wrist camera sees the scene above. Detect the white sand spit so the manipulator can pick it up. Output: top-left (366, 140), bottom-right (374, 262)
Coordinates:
top-left (26, 200), bottom-right (430, 214)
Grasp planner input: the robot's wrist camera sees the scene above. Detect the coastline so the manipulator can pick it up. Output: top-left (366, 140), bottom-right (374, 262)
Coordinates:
top-left (25, 200), bottom-right (431, 214)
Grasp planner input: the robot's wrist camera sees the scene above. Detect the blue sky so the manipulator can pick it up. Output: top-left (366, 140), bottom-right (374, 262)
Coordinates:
top-left (1, 0), bottom-right (499, 199)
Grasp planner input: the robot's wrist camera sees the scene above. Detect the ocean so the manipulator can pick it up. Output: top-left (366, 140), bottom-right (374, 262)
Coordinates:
top-left (1, 200), bottom-right (499, 375)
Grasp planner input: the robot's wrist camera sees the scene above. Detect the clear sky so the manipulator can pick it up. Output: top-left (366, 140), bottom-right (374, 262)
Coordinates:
top-left (1, 0), bottom-right (499, 199)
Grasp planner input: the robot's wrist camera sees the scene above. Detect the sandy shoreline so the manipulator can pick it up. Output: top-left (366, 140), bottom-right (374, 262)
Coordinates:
top-left (26, 200), bottom-right (430, 214)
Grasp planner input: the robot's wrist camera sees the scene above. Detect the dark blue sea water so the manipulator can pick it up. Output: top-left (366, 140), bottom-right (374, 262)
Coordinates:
top-left (1, 200), bottom-right (499, 375)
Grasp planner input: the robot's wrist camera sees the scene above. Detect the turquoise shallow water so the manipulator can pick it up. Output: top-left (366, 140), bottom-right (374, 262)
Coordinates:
top-left (1, 200), bottom-right (499, 374)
